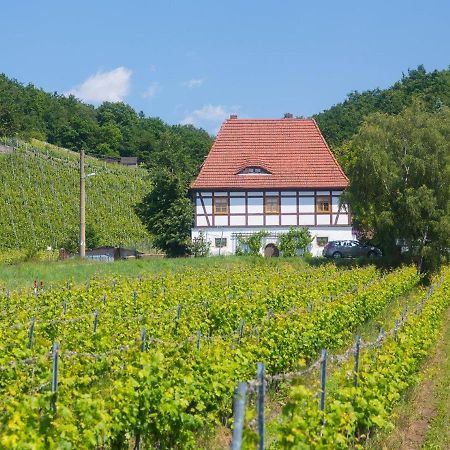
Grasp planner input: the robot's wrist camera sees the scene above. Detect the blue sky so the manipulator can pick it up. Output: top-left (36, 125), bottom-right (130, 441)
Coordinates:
top-left (1, 0), bottom-right (449, 133)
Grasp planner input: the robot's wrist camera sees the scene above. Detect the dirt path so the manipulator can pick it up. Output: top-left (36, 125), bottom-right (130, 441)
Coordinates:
top-left (374, 307), bottom-right (450, 450)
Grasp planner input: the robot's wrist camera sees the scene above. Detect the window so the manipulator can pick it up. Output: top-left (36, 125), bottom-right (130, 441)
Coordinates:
top-left (316, 196), bottom-right (331, 214)
top-left (316, 237), bottom-right (328, 247)
top-left (214, 197), bottom-right (228, 215)
top-left (264, 196), bottom-right (280, 214)
top-left (215, 238), bottom-right (227, 248)
top-left (238, 166), bottom-right (271, 175)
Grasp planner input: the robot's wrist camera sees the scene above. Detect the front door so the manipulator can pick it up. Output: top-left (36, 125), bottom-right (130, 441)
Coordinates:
top-left (264, 243), bottom-right (280, 257)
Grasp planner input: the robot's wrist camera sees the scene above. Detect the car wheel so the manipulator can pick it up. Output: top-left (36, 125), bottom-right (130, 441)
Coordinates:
top-left (367, 251), bottom-right (377, 259)
top-left (332, 252), bottom-right (342, 259)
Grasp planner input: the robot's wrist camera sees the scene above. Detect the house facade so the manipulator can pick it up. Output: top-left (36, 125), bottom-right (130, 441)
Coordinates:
top-left (190, 115), bottom-right (354, 256)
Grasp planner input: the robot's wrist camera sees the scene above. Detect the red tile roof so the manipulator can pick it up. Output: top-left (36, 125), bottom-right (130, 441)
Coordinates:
top-left (191, 117), bottom-right (349, 190)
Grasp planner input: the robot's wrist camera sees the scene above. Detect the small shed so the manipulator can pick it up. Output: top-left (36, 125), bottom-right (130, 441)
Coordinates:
top-left (85, 246), bottom-right (142, 261)
top-left (0, 144), bottom-right (14, 154)
top-left (120, 156), bottom-right (138, 167)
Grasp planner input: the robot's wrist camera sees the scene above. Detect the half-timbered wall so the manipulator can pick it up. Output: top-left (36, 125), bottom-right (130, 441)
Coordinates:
top-left (194, 190), bottom-right (350, 228)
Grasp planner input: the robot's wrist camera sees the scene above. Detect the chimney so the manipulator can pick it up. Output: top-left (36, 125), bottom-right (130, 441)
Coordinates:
top-left (283, 113), bottom-right (294, 119)
top-left (229, 114), bottom-right (238, 119)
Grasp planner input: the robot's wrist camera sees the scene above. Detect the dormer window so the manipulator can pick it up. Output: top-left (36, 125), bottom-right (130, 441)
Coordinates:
top-left (238, 166), bottom-right (271, 175)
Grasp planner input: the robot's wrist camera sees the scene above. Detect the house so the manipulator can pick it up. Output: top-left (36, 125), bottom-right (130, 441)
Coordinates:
top-left (190, 114), bottom-right (354, 256)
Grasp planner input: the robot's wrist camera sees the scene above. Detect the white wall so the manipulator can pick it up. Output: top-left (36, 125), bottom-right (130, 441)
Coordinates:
top-left (192, 226), bottom-right (355, 257)
top-left (195, 193), bottom-right (350, 227)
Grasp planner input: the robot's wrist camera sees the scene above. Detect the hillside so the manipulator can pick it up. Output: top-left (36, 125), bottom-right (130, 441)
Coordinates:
top-left (0, 73), bottom-right (213, 165)
top-left (314, 65), bottom-right (450, 147)
top-left (0, 139), bottom-right (152, 252)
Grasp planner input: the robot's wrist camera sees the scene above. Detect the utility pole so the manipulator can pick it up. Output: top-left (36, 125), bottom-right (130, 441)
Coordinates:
top-left (80, 149), bottom-right (86, 258)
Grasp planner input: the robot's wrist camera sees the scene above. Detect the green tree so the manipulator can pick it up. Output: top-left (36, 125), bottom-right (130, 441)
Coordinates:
top-left (137, 170), bottom-right (193, 257)
top-left (136, 132), bottom-right (197, 257)
top-left (315, 65), bottom-right (450, 147)
top-left (346, 102), bottom-right (450, 270)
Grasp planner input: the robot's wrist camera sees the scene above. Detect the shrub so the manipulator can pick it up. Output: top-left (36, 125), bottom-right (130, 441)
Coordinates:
top-left (236, 230), bottom-right (270, 256)
top-left (190, 231), bottom-right (210, 257)
top-left (278, 227), bottom-right (312, 257)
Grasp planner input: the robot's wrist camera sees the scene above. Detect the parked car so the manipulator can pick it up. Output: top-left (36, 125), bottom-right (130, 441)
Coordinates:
top-left (322, 240), bottom-right (382, 259)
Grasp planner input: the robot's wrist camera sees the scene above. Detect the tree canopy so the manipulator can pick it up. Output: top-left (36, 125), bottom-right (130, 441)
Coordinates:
top-left (136, 132), bottom-right (198, 257)
top-left (345, 102), bottom-right (450, 269)
top-left (0, 73), bottom-right (213, 163)
top-left (314, 65), bottom-right (450, 147)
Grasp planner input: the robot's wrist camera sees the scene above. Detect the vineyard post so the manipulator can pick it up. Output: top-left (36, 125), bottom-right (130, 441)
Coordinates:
top-left (79, 148), bottom-right (85, 258)
top-left (140, 328), bottom-right (146, 352)
top-left (238, 319), bottom-right (244, 344)
top-left (353, 335), bottom-right (361, 387)
top-left (28, 317), bottom-right (36, 349)
top-left (394, 320), bottom-right (399, 341)
top-left (196, 331), bottom-right (202, 350)
top-left (93, 310), bottom-right (99, 333)
top-left (319, 349), bottom-right (327, 411)
top-left (256, 362), bottom-right (265, 450)
top-left (175, 304), bottom-right (182, 333)
top-left (231, 382), bottom-right (248, 450)
top-left (51, 342), bottom-right (59, 412)
top-left (63, 300), bottom-right (67, 315)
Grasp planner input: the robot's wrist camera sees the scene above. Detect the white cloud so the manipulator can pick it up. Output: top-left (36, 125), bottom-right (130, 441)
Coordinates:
top-left (182, 78), bottom-right (204, 88)
top-left (182, 104), bottom-right (239, 133)
top-left (143, 82), bottom-right (161, 99)
top-left (65, 67), bottom-right (132, 103)
top-left (182, 105), bottom-right (229, 125)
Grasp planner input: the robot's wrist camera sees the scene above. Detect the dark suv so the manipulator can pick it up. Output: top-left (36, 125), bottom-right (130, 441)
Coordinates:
top-left (322, 240), bottom-right (382, 259)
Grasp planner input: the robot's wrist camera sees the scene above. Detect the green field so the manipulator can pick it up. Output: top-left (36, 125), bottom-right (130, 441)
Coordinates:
top-left (1, 257), bottom-right (448, 449)
top-left (0, 139), bottom-right (152, 252)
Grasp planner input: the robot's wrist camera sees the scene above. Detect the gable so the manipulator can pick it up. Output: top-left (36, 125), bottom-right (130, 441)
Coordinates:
top-left (191, 117), bottom-right (348, 190)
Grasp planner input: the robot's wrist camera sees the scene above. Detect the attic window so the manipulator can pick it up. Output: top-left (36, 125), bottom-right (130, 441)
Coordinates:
top-left (238, 166), bottom-right (271, 175)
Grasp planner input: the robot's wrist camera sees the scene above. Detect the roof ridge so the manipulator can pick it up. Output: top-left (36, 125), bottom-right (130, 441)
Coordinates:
top-left (225, 117), bottom-right (314, 121)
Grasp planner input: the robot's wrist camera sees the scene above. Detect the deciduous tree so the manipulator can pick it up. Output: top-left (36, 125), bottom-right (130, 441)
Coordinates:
top-left (346, 102), bottom-right (450, 270)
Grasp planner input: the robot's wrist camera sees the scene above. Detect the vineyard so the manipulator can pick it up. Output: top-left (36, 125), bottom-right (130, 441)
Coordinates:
top-left (0, 139), bottom-right (152, 252)
top-left (1, 260), bottom-right (448, 449)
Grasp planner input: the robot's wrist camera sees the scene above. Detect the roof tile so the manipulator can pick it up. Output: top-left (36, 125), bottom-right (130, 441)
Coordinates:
top-left (191, 118), bottom-right (348, 190)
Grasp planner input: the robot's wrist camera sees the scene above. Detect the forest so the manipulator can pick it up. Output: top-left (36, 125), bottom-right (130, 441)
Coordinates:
top-left (0, 73), bottom-right (213, 176)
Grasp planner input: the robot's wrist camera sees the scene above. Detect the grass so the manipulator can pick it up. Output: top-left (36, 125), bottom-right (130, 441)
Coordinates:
top-left (0, 255), bottom-right (312, 291)
top-left (422, 308), bottom-right (450, 450)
